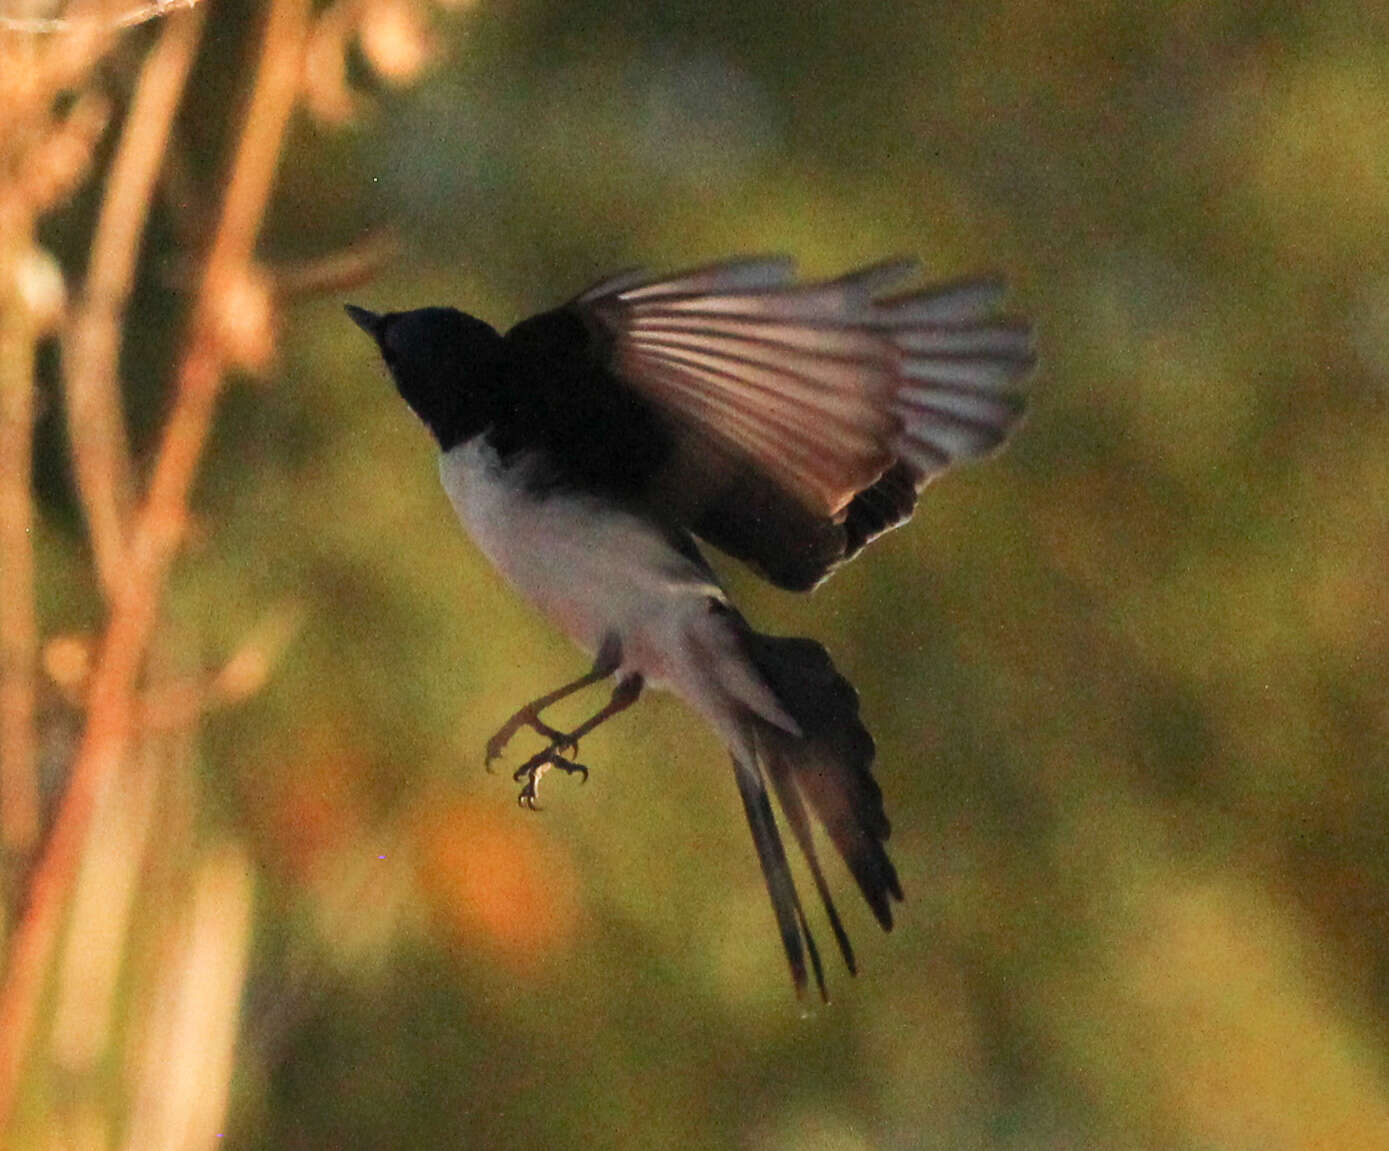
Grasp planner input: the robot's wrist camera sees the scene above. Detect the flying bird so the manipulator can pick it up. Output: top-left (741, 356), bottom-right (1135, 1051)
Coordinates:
top-left (346, 257), bottom-right (1033, 998)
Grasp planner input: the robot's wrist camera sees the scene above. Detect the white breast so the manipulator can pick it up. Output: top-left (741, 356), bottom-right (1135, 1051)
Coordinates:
top-left (438, 438), bottom-right (724, 684)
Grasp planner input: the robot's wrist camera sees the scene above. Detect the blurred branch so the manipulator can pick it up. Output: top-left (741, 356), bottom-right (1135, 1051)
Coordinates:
top-left (0, 0), bottom-right (312, 1127)
top-left (45, 603), bottom-right (306, 730)
top-left (303, 0), bottom-right (365, 125)
top-left (140, 601), bottom-right (305, 729)
top-left (121, 843), bottom-right (254, 1151)
top-left (0, 244), bottom-right (41, 853)
top-left (160, 229), bottom-right (402, 304)
top-left (0, 0), bottom-right (200, 34)
top-left (64, 4), bottom-right (205, 602)
top-left (0, 86), bottom-right (98, 856)
top-left (302, 0), bottom-right (437, 125)
top-left (48, 731), bottom-right (159, 1076)
top-left (271, 228), bottom-right (401, 298)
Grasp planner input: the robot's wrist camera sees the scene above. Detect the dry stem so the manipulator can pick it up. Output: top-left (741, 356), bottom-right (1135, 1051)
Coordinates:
top-left (0, 0), bottom-right (311, 1126)
top-left (64, 4), bottom-right (206, 601)
top-left (0, 234), bottom-right (40, 853)
top-left (271, 228), bottom-right (401, 298)
top-left (0, 0), bottom-right (200, 34)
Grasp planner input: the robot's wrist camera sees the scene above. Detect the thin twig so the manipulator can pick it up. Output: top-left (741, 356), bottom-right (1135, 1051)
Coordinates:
top-left (270, 229), bottom-right (401, 298)
top-left (64, 4), bottom-right (205, 601)
top-left (42, 601), bottom-right (306, 730)
top-left (0, 4), bottom-right (113, 862)
top-left (159, 229), bottom-right (402, 300)
top-left (0, 0), bottom-right (311, 1127)
top-left (0, 0), bottom-right (200, 34)
top-left (0, 227), bottom-right (40, 854)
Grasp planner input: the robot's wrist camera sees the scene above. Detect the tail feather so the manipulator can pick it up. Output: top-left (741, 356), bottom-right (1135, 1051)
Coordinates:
top-left (758, 742), bottom-right (858, 975)
top-left (731, 758), bottom-right (828, 1000)
top-left (729, 621), bottom-right (903, 996)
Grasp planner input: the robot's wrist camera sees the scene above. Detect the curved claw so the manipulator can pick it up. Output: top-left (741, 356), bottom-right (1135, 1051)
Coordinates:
top-left (512, 745), bottom-right (590, 809)
top-left (514, 747), bottom-right (589, 780)
top-left (484, 730), bottom-right (514, 769)
top-left (549, 754), bottom-right (589, 784)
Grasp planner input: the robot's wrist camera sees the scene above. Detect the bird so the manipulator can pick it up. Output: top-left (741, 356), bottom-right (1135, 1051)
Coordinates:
top-left (345, 256), bottom-right (1033, 999)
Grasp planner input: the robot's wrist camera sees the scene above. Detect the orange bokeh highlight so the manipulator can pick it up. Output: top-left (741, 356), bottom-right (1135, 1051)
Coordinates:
top-left (258, 729), bottom-right (367, 882)
top-left (410, 790), bottom-right (582, 971)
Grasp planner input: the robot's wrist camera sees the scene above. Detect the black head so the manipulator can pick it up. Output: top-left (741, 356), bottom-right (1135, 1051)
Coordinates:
top-left (345, 304), bottom-right (507, 450)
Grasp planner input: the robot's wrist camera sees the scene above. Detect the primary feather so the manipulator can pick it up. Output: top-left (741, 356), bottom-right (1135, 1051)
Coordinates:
top-left (573, 256), bottom-right (1034, 588)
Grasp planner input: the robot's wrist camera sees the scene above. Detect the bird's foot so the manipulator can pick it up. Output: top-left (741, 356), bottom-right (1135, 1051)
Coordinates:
top-left (485, 706), bottom-right (580, 769)
top-left (513, 746), bottom-right (590, 811)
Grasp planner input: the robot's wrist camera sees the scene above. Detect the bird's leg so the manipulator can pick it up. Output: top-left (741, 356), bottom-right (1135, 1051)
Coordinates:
top-left (484, 634), bottom-right (622, 768)
top-left (483, 674), bottom-right (598, 766)
top-left (516, 674), bottom-right (644, 810)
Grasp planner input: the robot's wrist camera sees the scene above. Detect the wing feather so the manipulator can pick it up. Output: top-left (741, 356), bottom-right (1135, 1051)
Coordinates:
top-left (616, 256), bottom-right (796, 300)
top-left (872, 276), bottom-right (1008, 324)
top-left (574, 257), bottom-right (1034, 576)
top-left (633, 348), bottom-right (889, 457)
top-left (634, 359), bottom-right (854, 494)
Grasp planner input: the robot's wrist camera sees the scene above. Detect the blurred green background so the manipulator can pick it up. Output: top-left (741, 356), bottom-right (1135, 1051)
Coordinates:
top-left (29, 0), bottom-right (1389, 1147)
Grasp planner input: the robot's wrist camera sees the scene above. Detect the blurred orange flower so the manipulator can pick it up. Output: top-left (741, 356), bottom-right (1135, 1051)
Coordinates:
top-left (260, 729), bottom-right (367, 881)
top-left (410, 790), bottom-right (582, 970)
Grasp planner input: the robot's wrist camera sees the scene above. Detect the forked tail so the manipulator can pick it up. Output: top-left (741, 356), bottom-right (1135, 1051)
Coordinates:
top-left (730, 623), bottom-right (903, 1000)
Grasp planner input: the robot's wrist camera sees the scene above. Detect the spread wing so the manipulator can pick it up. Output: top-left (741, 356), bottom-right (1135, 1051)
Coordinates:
top-left (573, 257), bottom-right (1035, 589)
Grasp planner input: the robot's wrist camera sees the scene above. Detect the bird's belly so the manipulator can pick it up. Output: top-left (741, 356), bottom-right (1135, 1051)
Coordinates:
top-left (440, 442), bottom-right (720, 680)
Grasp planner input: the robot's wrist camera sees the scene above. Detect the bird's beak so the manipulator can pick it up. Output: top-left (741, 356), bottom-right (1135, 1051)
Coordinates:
top-left (344, 304), bottom-right (383, 338)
